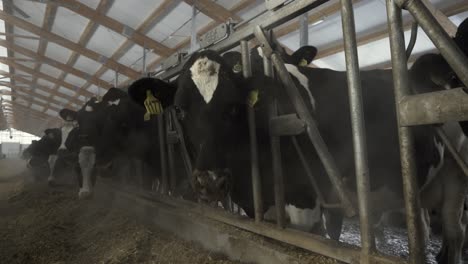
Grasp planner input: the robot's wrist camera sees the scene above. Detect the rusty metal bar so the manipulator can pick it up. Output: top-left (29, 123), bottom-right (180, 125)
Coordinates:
top-left (170, 109), bottom-right (193, 185)
top-left (166, 111), bottom-right (177, 193)
top-left (340, 0), bottom-right (374, 260)
top-left (157, 114), bottom-right (168, 195)
top-left (254, 25), bottom-right (356, 218)
top-left (399, 88), bottom-right (468, 126)
top-left (386, 1), bottom-right (426, 263)
top-left (395, 0), bottom-right (468, 89)
top-left (264, 42), bottom-right (286, 228)
top-left (241, 40), bottom-right (263, 223)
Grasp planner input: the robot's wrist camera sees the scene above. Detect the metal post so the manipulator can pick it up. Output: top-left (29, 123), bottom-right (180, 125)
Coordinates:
top-left (190, 1), bottom-right (198, 53)
top-left (264, 41), bottom-right (286, 228)
top-left (157, 114), bottom-right (169, 195)
top-left (142, 46), bottom-right (147, 75)
top-left (166, 111), bottom-right (177, 193)
top-left (395, 0), bottom-right (468, 89)
top-left (114, 71), bottom-right (119, 88)
top-left (254, 26), bottom-right (356, 218)
top-left (340, 0), bottom-right (373, 260)
top-left (241, 40), bottom-right (263, 223)
top-left (299, 13), bottom-right (309, 47)
top-left (386, 1), bottom-right (425, 263)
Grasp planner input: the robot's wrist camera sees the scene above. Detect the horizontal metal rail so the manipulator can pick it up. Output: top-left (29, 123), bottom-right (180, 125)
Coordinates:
top-left (104, 180), bottom-right (406, 264)
top-left (399, 88), bottom-right (468, 126)
top-left (155, 0), bottom-right (329, 80)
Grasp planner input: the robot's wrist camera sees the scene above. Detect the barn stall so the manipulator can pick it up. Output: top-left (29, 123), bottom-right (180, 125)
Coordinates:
top-left (1, 0), bottom-right (468, 263)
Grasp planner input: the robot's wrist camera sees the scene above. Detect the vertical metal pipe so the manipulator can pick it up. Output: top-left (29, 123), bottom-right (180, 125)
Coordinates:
top-left (190, 1), bottom-right (198, 53)
top-left (158, 114), bottom-right (169, 195)
top-left (142, 46), bottom-right (147, 75)
top-left (299, 13), bottom-right (309, 47)
top-left (386, 1), bottom-right (425, 263)
top-left (395, 0), bottom-right (468, 89)
top-left (340, 0), bottom-right (374, 260)
top-left (254, 26), bottom-right (356, 218)
top-left (114, 71), bottom-right (119, 88)
top-left (265, 49), bottom-right (286, 228)
top-left (166, 111), bottom-right (177, 193)
top-left (241, 40), bottom-right (263, 223)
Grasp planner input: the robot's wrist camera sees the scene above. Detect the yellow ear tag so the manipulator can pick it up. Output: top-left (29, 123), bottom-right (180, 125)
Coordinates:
top-left (247, 89), bottom-right (259, 108)
top-left (299, 58), bottom-right (308, 67)
top-left (143, 90), bottom-right (163, 121)
top-left (233, 62), bottom-right (242, 73)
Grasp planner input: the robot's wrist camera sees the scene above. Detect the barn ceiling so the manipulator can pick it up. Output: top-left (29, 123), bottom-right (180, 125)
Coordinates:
top-left (0, 0), bottom-right (466, 137)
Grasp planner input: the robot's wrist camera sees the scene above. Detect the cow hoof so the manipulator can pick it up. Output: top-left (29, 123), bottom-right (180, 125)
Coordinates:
top-left (47, 179), bottom-right (57, 187)
top-left (78, 190), bottom-right (93, 200)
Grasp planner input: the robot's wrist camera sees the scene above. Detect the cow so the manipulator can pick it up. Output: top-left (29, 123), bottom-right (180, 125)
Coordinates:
top-left (174, 41), bottom-right (468, 264)
top-left (126, 77), bottom-right (196, 198)
top-left (22, 128), bottom-right (61, 181)
top-left (46, 108), bottom-right (79, 186)
top-left (174, 50), bottom-right (327, 234)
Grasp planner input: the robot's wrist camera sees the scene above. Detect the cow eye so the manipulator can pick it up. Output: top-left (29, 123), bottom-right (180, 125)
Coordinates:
top-left (174, 106), bottom-right (186, 120)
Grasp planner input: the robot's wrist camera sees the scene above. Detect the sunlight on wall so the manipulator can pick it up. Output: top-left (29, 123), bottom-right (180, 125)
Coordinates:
top-left (0, 128), bottom-right (40, 144)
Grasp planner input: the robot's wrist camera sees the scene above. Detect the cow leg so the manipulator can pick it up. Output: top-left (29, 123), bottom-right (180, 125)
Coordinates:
top-left (78, 146), bottom-right (96, 199)
top-left (438, 172), bottom-right (466, 264)
top-left (133, 158), bottom-right (144, 188)
top-left (285, 202), bottom-right (324, 235)
top-left (47, 154), bottom-right (58, 186)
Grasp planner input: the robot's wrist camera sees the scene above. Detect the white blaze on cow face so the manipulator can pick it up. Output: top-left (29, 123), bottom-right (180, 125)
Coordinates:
top-left (59, 121), bottom-right (75, 150)
top-left (285, 200), bottom-right (321, 232)
top-left (107, 99), bottom-right (121, 106)
top-left (257, 46), bottom-right (264, 59)
top-left (85, 105), bottom-right (93, 112)
top-left (78, 146), bottom-right (96, 199)
top-left (285, 64), bottom-right (316, 110)
top-left (190, 57), bottom-right (221, 104)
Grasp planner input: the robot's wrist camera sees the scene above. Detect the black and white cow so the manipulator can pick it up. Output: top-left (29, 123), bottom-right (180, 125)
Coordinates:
top-left (47, 108), bottom-right (78, 186)
top-left (174, 50), bottom-right (326, 233)
top-left (175, 41), bottom-right (468, 264)
top-left (23, 128), bottom-right (61, 181)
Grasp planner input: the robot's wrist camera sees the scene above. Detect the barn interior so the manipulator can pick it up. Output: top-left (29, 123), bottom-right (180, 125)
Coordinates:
top-left (1, 0), bottom-right (468, 263)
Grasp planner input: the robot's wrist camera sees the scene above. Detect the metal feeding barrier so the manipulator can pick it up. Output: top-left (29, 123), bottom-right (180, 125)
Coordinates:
top-left (135, 0), bottom-right (468, 263)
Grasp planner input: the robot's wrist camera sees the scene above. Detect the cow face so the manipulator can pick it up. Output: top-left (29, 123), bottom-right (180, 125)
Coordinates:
top-left (75, 98), bottom-right (106, 148)
top-left (410, 53), bottom-right (461, 94)
top-left (175, 50), bottom-right (249, 203)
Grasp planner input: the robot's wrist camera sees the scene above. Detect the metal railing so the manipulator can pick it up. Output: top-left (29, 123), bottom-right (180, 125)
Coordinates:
top-left (142, 0), bottom-right (468, 263)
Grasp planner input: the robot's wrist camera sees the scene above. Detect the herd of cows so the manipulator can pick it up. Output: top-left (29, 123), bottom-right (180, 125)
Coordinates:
top-left (21, 18), bottom-right (468, 264)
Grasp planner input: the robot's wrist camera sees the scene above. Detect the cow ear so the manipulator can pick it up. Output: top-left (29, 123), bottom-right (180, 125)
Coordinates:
top-left (291, 46), bottom-right (318, 66)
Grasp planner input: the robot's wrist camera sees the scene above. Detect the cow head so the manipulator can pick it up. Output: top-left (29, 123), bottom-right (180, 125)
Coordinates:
top-left (175, 50), bottom-right (253, 203)
top-left (222, 44), bottom-right (318, 76)
top-left (74, 98), bottom-right (106, 148)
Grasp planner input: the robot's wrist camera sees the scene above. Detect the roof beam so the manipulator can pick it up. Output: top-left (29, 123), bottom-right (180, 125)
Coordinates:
top-left (29, 0), bottom-right (174, 57)
top-left (315, 1), bottom-right (468, 60)
top-left (0, 70), bottom-right (84, 106)
top-left (30, 4), bottom-right (58, 106)
top-left (43, 0), bottom-right (114, 113)
top-left (0, 83), bottom-right (67, 108)
top-left (75, 0), bottom-right (181, 94)
top-left (184, 0), bottom-right (242, 22)
top-left (144, 0), bottom-right (257, 76)
top-left (0, 10), bottom-right (140, 79)
top-left (0, 59), bottom-right (95, 97)
top-left (0, 38), bottom-right (111, 88)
